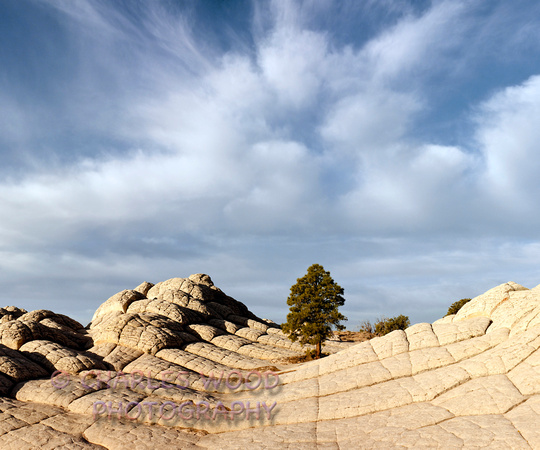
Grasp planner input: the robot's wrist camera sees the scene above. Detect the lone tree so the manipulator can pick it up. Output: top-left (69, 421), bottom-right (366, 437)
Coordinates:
top-left (282, 264), bottom-right (347, 359)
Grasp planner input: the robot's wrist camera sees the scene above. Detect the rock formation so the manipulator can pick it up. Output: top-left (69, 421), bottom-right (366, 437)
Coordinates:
top-left (0, 276), bottom-right (539, 448)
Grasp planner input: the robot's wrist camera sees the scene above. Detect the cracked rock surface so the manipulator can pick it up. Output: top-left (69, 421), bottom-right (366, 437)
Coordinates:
top-left (0, 277), bottom-right (539, 448)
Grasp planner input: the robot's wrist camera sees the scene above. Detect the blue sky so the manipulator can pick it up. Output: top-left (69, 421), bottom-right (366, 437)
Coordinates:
top-left (2, 0), bottom-right (540, 328)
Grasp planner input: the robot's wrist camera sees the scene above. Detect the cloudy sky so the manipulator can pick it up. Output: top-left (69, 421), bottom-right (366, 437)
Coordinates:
top-left (2, 0), bottom-right (540, 328)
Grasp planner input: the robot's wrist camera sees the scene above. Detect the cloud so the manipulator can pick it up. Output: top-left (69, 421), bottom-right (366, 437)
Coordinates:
top-left (477, 75), bottom-right (540, 207)
top-left (361, 0), bottom-right (469, 81)
top-left (257, 27), bottom-right (328, 109)
top-left (2, 0), bottom-right (540, 326)
top-left (320, 91), bottom-right (421, 155)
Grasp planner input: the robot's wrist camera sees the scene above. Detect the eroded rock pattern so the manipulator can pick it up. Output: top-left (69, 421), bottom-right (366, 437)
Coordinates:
top-left (0, 277), bottom-right (539, 448)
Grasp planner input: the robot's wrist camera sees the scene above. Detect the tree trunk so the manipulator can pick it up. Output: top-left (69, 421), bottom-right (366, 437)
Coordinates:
top-left (316, 342), bottom-right (321, 359)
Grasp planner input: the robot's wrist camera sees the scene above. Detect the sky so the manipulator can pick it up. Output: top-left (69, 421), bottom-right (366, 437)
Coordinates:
top-left (2, 0), bottom-right (540, 328)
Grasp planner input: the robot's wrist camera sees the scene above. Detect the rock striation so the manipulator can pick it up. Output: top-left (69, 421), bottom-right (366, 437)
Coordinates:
top-left (0, 277), bottom-right (539, 448)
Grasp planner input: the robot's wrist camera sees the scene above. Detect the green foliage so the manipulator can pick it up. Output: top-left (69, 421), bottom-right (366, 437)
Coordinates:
top-left (375, 315), bottom-right (410, 335)
top-left (359, 314), bottom-right (410, 337)
top-left (282, 264), bottom-right (347, 358)
top-left (358, 320), bottom-right (375, 335)
top-left (446, 298), bottom-right (471, 316)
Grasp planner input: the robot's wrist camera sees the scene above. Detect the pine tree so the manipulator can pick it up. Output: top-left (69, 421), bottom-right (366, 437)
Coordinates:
top-left (282, 264), bottom-right (347, 358)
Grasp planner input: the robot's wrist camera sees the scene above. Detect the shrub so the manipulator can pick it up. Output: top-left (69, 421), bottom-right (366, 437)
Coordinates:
top-left (359, 314), bottom-right (410, 338)
top-left (446, 298), bottom-right (471, 316)
top-left (358, 320), bottom-right (375, 336)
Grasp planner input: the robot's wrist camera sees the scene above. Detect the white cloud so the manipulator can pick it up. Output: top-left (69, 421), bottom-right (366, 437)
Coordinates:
top-left (361, 0), bottom-right (469, 80)
top-left (320, 91), bottom-right (421, 156)
top-left (223, 140), bottom-right (322, 231)
top-left (2, 0), bottom-right (540, 327)
top-left (0, 2), bottom-right (489, 240)
top-left (258, 27), bottom-right (328, 109)
top-left (477, 75), bottom-right (540, 206)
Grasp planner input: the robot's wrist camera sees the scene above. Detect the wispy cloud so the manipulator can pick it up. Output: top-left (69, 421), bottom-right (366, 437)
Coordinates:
top-left (2, 0), bottom-right (540, 325)
top-left (477, 75), bottom-right (540, 207)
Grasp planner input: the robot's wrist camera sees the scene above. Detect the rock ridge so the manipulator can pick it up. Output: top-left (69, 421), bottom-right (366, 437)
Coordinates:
top-left (0, 276), bottom-right (538, 448)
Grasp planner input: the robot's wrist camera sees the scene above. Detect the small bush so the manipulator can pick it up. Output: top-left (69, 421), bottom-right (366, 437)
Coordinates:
top-left (446, 298), bottom-right (471, 316)
top-left (358, 320), bottom-right (375, 335)
top-left (359, 314), bottom-right (410, 338)
top-left (375, 315), bottom-right (410, 335)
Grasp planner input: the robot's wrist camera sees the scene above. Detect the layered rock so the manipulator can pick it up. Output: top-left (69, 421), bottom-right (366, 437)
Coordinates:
top-left (0, 277), bottom-right (539, 448)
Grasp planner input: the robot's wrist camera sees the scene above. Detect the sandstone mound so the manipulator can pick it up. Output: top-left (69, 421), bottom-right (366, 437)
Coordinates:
top-left (0, 277), bottom-right (539, 448)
